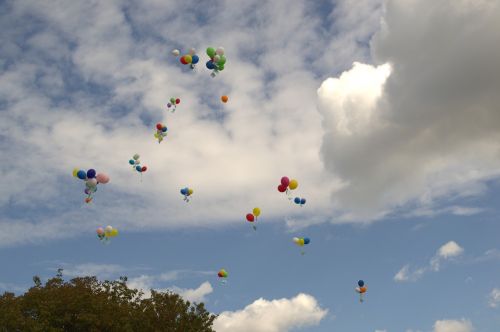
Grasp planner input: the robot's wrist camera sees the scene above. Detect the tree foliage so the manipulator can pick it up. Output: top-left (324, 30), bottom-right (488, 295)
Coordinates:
top-left (0, 272), bottom-right (216, 332)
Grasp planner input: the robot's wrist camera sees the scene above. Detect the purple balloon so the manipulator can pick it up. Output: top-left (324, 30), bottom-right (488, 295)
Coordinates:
top-left (87, 169), bottom-right (96, 179)
top-left (84, 188), bottom-right (90, 195)
top-left (167, 103), bottom-right (172, 107)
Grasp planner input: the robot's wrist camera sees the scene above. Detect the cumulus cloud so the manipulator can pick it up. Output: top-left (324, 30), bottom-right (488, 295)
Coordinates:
top-left (433, 319), bottom-right (473, 332)
top-left (318, 0), bottom-right (500, 220)
top-left (213, 293), bottom-right (327, 332)
top-left (170, 281), bottom-right (213, 303)
top-left (488, 288), bottom-right (500, 308)
top-left (394, 241), bottom-right (463, 282)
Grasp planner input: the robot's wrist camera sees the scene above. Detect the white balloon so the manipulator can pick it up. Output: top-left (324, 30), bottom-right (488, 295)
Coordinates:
top-left (171, 49), bottom-right (180, 56)
top-left (213, 55), bottom-right (221, 62)
top-left (215, 47), bottom-right (225, 56)
top-left (105, 225), bottom-right (113, 232)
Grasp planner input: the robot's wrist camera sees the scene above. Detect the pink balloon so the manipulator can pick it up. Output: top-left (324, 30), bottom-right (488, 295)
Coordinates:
top-left (96, 227), bottom-right (104, 235)
top-left (277, 184), bottom-right (286, 193)
top-left (96, 173), bottom-right (110, 184)
top-left (280, 176), bottom-right (290, 187)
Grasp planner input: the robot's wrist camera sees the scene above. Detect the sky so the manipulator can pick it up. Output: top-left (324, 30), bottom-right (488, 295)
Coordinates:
top-left (1, 0), bottom-right (500, 331)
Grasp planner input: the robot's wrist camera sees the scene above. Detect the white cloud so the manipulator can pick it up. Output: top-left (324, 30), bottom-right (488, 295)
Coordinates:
top-left (62, 263), bottom-right (126, 278)
top-left (488, 288), bottom-right (500, 308)
top-left (318, 0), bottom-right (500, 220)
top-left (213, 293), bottom-right (327, 332)
top-left (395, 241), bottom-right (463, 282)
top-left (433, 319), bottom-right (473, 332)
top-left (170, 281), bottom-right (213, 303)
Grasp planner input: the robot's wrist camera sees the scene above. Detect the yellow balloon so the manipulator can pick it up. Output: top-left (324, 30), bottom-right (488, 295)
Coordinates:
top-left (289, 179), bottom-right (298, 190)
top-left (252, 207), bottom-right (261, 217)
top-left (188, 188), bottom-right (194, 195)
top-left (154, 132), bottom-right (159, 138)
top-left (72, 168), bottom-right (79, 177)
top-left (184, 54), bottom-right (192, 64)
top-left (111, 229), bottom-right (119, 237)
top-left (299, 238), bottom-right (305, 246)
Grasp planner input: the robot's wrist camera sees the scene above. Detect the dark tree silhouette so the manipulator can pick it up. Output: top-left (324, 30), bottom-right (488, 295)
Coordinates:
top-left (0, 271), bottom-right (216, 332)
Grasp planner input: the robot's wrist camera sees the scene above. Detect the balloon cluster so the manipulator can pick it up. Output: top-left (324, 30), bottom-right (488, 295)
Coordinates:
top-left (176, 48), bottom-right (199, 69)
top-left (293, 197), bottom-right (306, 206)
top-left (277, 176), bottom-right (298, 196)
top-left (167, 97), bottom-right (181, 112)
top-left (217, 268), bottom-right (228, 284)
top-left (96, 225), bottom-right (118, 244)
top-left (180, 187), bottom-right (194, 202)
top-left (154, 123), bottom-right (168, 143)
top-left (293, 237), bottom-right (310, 255)
top-left (206, 46), bottom-right (226, 77)
top-left (245, 207), bottom-right (261, 231)
top-left (73, 168), bottom-right (110, 203)
top-left (355, 280), bottom-right (367, 302)
top-left (129, 154), bottom-right (147, 174)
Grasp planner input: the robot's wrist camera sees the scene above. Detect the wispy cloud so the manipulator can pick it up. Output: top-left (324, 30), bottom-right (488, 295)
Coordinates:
top-left (488, 288), bottom-right (500, 308)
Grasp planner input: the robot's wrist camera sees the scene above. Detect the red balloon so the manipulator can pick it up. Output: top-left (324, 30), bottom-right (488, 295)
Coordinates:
top-left (246, 213), bottom-right (255, 222)
top-left (175, 98), bottom-right (180, 104)
top-left (180, 56), bottom-right (188, 65)
top-left (141, 166), bottom-right (147, 172)
top-left (217, 272), bottom-right (223, 277)
top-left (281, 176), bottom-right (290, 187)
top-left (277, 184), bottom-right (286, 193)
top-left (156, 123), bottom-right (163, 130)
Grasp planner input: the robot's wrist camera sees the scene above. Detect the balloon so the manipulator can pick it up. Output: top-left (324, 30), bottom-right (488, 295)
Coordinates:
top-left (141, 166), bottom-right (147, 172)
top-left (358, 280), bottom-right (365, 287)
top-left (84, 188), bottom-right (90, 195)
top-left (184, 54), bottom-right (192, 64)
top-left (86, 178), bottom-right (98, 188)
top-left (294, 197), bottom-right (301, 204)
top-left (299, 238), bottom-right (305, 246)
top-left (218, 55), bottom-right (226, 65)
top-left (300, 198), bottom-right (306, 205)
top-left (170, 97), bottom-right (176, 103)
top-left (135, 165), bottom-right (142, 172)
top-left (111, 228), bottom-right (118, 237)
top-left (360, 286), bottom-right (367, 293)
top-left (281, 176), bottom-right (290, 187)
top-left (180, 56), bottom-right (188, 65)
top-left (206, 61), bottom-right (216, 70)
top-left (293, 237), bottom-right (300, 244)
top-left (86, 169), bottom-right (96, 179)
top-left (246, 213), bottom-right (255, 222)
top-left (216, 47), bottom-right (225, 55)
top-left (156, 123), bottom-right (163, 130)
top-left (218, 64), bottom-right (225, 71)
top-left (289, 179), bottom-right (298, 190)
top-left (213, 55), bottom-right (221, 63)
top-left (171, 49), bottom-right (180, 56)
top-left (72, 168), bottom-right (79, 177)
top-left (95, 173), bottom-right (110, 184)
top-left (189, 48), bottom-right (196, 55)
top-left (252, 207), bottom-right (260, 217)
top-left (96, 227), bottom-right (104, 235)
top-left (175, 98), bottom-right (180, 104)
top-left (221, 95), bottom-right (228, 103)
top-left (277, 184), bottom-right (286, 193)
top-left (129, 159), bottom-right (135, 165)
top-left (133, 154), bottom-right (140, 160)
top-left (206, 47), bottom-right (216, 58)
top-left (85, 197), bottom-right (92, 203)
top-left (105, 225), bottom-right (113, 233)
top-left (191, 55), bottom-right (199, 64)
top-left (188, 188), bottom-right (193, 195)
top-left (77, 170), bottom-right (87, 180)
top-left (304, 237), bottom-right (310, 244)
top-left (162, 126), bottom-right (167, 132)
top-left (180, 188), bottom-right (186, 195)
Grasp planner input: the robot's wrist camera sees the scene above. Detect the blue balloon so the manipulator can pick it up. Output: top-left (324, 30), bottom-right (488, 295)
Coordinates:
top-left (77, 170), bottom-right (87, 180)
top-left (300, 198), bottom-right (306, 205)
top-left (294, 197), bottom-right (301, 204)
top-left (87, 169), bottom-right (96, 179)
top-left (129, 159), bottom-right (135, 165)
top-left (136, 166), bottom-right (142, 172)
top-left (162, 126), bottom-right (167, 132)
top-left (358, 280), bottom-right (364, 287)
top-left (180, 188), bottom-right (187, 195)
top-left (191, 55), bottom-right (199, 64)
top-left (206, 60), bottom-right (215, 70)
top-left (304, 238), bottom-right (310, 244)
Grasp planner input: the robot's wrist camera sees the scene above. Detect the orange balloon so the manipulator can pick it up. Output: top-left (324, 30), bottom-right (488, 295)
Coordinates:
top-left (360, 287), bottom-right (367, 293)
top-left (221, 95), bottom-right (228, 103)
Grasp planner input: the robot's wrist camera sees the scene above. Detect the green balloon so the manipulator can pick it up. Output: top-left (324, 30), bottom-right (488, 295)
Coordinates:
top-left (170, 97), bottom-right (175, 103)
top-left (218, 55), bottom-right (226, 65)
top-left (218, 64), bottom-right (224, 71)
top-left (206, 47), bottom-right (215, 58)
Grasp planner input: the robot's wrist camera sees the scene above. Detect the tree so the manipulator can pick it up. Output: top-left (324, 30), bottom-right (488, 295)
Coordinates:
top-left (0, 271), bottom-right (217, 332)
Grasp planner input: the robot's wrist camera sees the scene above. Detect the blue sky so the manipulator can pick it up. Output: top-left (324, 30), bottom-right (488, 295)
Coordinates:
top-left (1, 0), bottom-right (500, 331)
